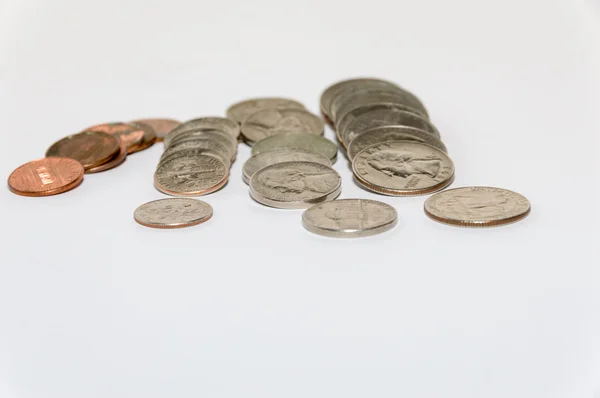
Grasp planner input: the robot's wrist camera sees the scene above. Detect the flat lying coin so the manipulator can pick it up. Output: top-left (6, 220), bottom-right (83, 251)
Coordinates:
top-left (134, 198), bottom-right (213, 229)
top-left (167, 117), bottom-right (240, 143)
top-left (132, 118), bottom-right (180, 142)
top-left (85, 122), bottom-right (145, 153)
top-left (241, 108), bottom-right (324, 144)
top-left (154, 153), bottom-right (229, 196)
top-left (46, 131), bottom-right (120, 170)
top-left (250, 161), bottom-right (341, 209)
top-left (251, 133), bottom-right (338, 163)
top-left (424, 187), bottom-right (531, 227)
top-left (302, 199), bottom-right (397, 238)
top-left (352, 141), bottom-right (454, 196)
top-left (242, 148), bottom-right (331, 184)
top-left (8, 157), bottom-right (84, 196)
top-left (226, 98), bottom-right (305, 124)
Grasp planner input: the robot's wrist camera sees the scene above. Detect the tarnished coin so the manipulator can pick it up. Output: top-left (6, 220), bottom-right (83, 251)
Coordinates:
top-left (424, 187), bottom-right (531, 227)
top-left (128, 121), bottom-right (157, 153)
top-left (352, 141), bottom-right (454, 196)
top-left (154, 153), bottom-right (229, 196)
top-left (134, 198), bottom-right (213, 229)
top-left (302, 199), bottom-right (397, 238)
top-left (166, 131), bottom-right (236, 161)
top-left (348, 125), bottom-right (447, 160)
top-left (332, 89), bottom-right (429, 123)
top-left (241, 108), bottom-right (324, 144)
top-left (250, 161), bottom-right (342, 209)
top-left (85, 143), bottom-right (127, 174)
top-left (251, 133), bottom-right (338, 163)
top-left (160, 139), bottom-right (232, 167)
top-left (226, 98), bottom-right (305, 124)
top-left (8, 157), bottom-right (84, 197)
top-left (86, 122), bottom-right (145, 154)
top-left (46, 131), bottom-right (120, 170)
top-left (242, 148), bottom-right (331, 184)
top-left (132, 118), bottom-right (180, 142)
top-left (167, 117), bottom-right (240, 143)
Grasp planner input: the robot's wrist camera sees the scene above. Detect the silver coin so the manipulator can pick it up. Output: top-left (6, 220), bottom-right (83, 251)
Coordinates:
top-left (241, 108), bottom-right (324, 144)
top-left (167, 130), bottom-right (237, 160)
top-left (347, 125), bottom-right (447, 160)
top-left (154, 153), bottom-right (229, 196)
top-left (249, 161), bottom-right (342, 209)
top-left (134, 198), bottom-right (213, 229)
top-left (160, 139), bottom-right (232, 167)
top-left (424, 187), bottom-right (531, 227)
top-left (302, 199), bottom-right (397, 238)
top-left (226, 98), bottom-right (305, 124)
top-left (242, 148), bottom-right (331, 184)
top-left (352, 141), bottom-right (454, 196)
top-left (320, 78), bottom-right (399, 119)
top-left (332, 89), bottom-right (429, 123)
top-left (251, 133), bottom-right (338, 163)
top-left (165, 117), bottom-right (240, 145)
top-left (159, 148), bottom-right (232, 173)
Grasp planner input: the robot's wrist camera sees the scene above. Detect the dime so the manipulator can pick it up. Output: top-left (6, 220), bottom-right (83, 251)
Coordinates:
top-left (302, 199), bottom-right (397, 238)
top-left (46, 131), bottom-right (120, 170)
top-left (159, 148), bottom-right (231, 172)
top-left (154, 153), bottom-right (229, 196)
top-left (132, 118), bottom-right (180, 142)
top-left (347, 125), bottom-right (447, 160)
top-left (134, 198), bottom-right (213, 229)
top-left (424, 187), bottom-right (531, 227)
top-left (251, 133), bottom-right (338, 163)
top-left (85, 122), bottom-right (145, 154)
top-left (166, 131), bottom-right (236, 161)
top-left (8, 157), bottom-right (84, 196)
top-left (85, 143), bottom-right (127, 174)
top-left (166, 117), bottom-right (240, 143)
top-left (226, 98), bottom-right (305, 124)
top-left (250, 161), bottom-right (341, 209)
top-left (332, 89), bottom-right (429, 123)
top-left (241, 108), bottom-right (324, 144)
top-left (128, 121), bottom-right (157, 153)
top-left (160, 139), bottom-right (232, 166)
top-left (242, 148), bottom-right (331, 184)
top-left (352, 141), bottom-right (454, 196)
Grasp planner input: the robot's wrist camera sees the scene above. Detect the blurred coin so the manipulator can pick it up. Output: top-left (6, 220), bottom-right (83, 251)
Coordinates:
top-left (132, 118), bottom-right (180, 142)
top-left (46, 131), bottom-right (120, 170)
top-left (242, 148), bottom-right (331, 184)
top-left (332, 90), bottom-right (429, 123)
top-left (160, 139), bottom-right (232, 166)
top-left (8, 157), bottom-right (84, 197)
top-left (86, 122), bottom-right (144, 154)
top-left (241, 108), bottom-right (324, 144)
top-left (154, 153), bottom-right (229, 196)
top-left (252, 133), bottom-right (338, 163)
top-left (85, 143), bottom-right (127, 174)
top-left (167, 117), bottom-right (240, 143)
top-left (128, 121), bottom-right (157, 153)
top-left (168, 129), bottom-right (237, 159)
top-left (226, 98), bottom-right (305, 124)
top-left (134, 198), bottom-right (213, 229)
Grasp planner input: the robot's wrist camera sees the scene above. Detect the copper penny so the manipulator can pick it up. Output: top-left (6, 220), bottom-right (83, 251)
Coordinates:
top-left (128, 121), bottom-right (157, 153)
top-left (46, 131), bottom-right (120, 170)
top-left (85, 143), bottom-right (127, 174)
top-left (8, 157), bottom-right (84, 197)
top-left (132, 118), bottom-right (180, 142)
top-left (85, 122), bottom-right (145, 154)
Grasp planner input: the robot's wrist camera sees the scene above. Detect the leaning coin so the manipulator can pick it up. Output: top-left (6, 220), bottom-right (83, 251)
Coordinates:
top-left (241, 108), bottom-right (324, 144)
top-left (352, 141), bottom-right (454, 196)
top-left (8, 157), bottom-right (84, 197)
top-left (424, 187), bottom-right (531, 227)
top-left (154, 153), bottom-right (229, 196)
top-left (250, 161), bottom-right (341, 209)
top-left (302, 199), bottom-right (397, 238)
top-left (252, 133), bottom-right (338, 163)
top-left (159, 148), bottom-right (231, 173)
top-left (134, 198), bottom-right (213, 229)
top-left (46, 131), bottom-right (120, 170)
top-left (226, 98), bottom-right (305, 124)
top-left (132, 118), bottom-right (180, 142)
top-left (128, 121), bottom-right (157, 153)
top-left (168, 129), bottom-right (237, 155)
top-left (242, 148), bottom-right (331, 184)
top-left (167, 116), bottom-right (240, 143)
top-left (85, 122), bottom-right (145, 154)
top-left (85, 142), bottom-right (127, 174)
top-left (160, 139), bottom-right (232, 167)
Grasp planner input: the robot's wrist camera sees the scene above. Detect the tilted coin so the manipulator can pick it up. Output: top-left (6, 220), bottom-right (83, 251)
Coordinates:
top-left (46, 131), bottom-right (120, 170)
top-left (85, 143), bottom-right (127, 174)
top-left (128, 121), bottom-right (157, 153)
top-left (167, 117), bottom-right (240, 144)
top-left (8, 157), bottom-right (84, 197)
top-left (241, 108), bottom-right (324, 144)
top-left (347, 125), bottom-right (447, 160)
top-left (160, 139), bottom-right (232, 167)
top-left (154, 153), bottom-right (229, 196)
top-left (251, 133), bottom-right (338, 163)
top-left (159, 148), bottom-right (231, 172)
top-left (302, 199), bottom-right (398, 238)
top-left (250, 161), bottom-right (341, 209)
top-left (85, 122), bottom-right (145, 153)
top-left (167, 130), bottom-right (236, 160)
top-left (132, 118), bottom-right (180, 142)
top-left (242, 148), bottom-right (331, 184)
top-left (352, 141), bottom-right (454, 196)
top-left (134, 198), bottom-right (213, 229)
top-left (424, 187), bottom-right (531, 227)
top-left (226, 98), bottom-right (305, 124)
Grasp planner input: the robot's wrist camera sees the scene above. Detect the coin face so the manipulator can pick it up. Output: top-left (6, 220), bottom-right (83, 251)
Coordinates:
top-left (46, 131), bottom-right (120, 170)
top-left (251, 133), bottom-right (338, 163)
top-left (332, 89), bottom-right (429, 123)
top-left (154, 153), bottom-right (229, 196)
top-left (424, 187), bottom-right (531, 227)
top-left (128, 121), bottom-right (157, 153)
top-left (132, 118), bottom-right (180, 142)
top-left (167, 117), bottom-right (240, 143)
top-left (319, 78), bottom-right (399, 119)
top-left (85, 143), bottom-right (127, 174)
top-left (86, 122), bottom-right (145, 153)
top-left (241, 108), bottom-right (324, 144)
top-left (242, 148), bottom-right (331, 184)
top-left (352, 141), bottom-right (454, 196)
top-left (164, 133), bottom-right (235, 162)
top-left (302, 199), bottom-right (397, 238)
top-left (159, 147), bottom-right (231, 171)
top-left (250, 161), bottom-right (341, 209)
top-left (134, 198), bottom-right (213, 229)
top-left (226, 98), bottom-right (305, 124)
top-left (8, 157), bottom-right (84, 196)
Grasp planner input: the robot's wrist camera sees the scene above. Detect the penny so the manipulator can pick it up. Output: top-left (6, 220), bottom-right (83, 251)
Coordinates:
top-left (134, 198), bottom-right (213, 229)
top-left (167, 117), bottom-right (241, 143)
top-left (128, 121), bottom-right (157, 153)
top-left (424, 187), bottom-right (531, 227)
top-left (302, 199), bottom-right (397, 238)
top-left (226, 98), bottom-right (305, 124)
top-left (352, 141), bottom-right (454, 196)
top-left (8, 157), bottom-right (84, 197)
top-left (251, 133), bottom-right (338, 163)
top-left (160, 139), bottom-right (232, 167)
top-left (332, 89), bottom-right (429, 123)
top-left (250, 161), bottom-right (341, 209)
top-left (132, 118), bottom-right (180, 142)
top-left (347, 125), bottom-right (447, 160)
top-left (168, 129), bottom-right (237, 160)
top-left (85, 122), bottom-right (145, 154)
top-left (46, 131), bottom-right (120, 170)
top-left (242, 148), bottom-right (331, 184)
top-left (154, 153), bottom-right (229, 196)
top-left (241, 108), bottom-right (324, 144)
top-left (85, 143), bottom-right (127, 174)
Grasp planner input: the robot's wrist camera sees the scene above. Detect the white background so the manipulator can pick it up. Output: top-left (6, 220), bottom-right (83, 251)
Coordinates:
top-left (1, 0), bottom-right (599, 397)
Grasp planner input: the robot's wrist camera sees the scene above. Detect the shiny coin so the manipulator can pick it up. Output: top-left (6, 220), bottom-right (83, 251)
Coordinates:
top-left (332, 89), bottom-right (429, 123)
top-left (242, 148), bottom-right (331, 184)
top-left (241, 108), bottom-right (324, 144)
top-left (8, 157), bottom-right (84, 197)
top-left (166, 130), bottom-right (236, 161)
top-left (250, 161), bottom-right (341, 209)
top-left (167, 117), bottom-right (240, 143)
top-left (352, 141), bottom-right (454, 196)
top-left (85, 143), bottom-right (127, 174)
top-left (46, 131), bottom-right (120, 170)
top-left (160, 139), bottom-right (232, 167)
top-left (302, 199), bottom-right (397, 238)
top-left (154, 153), bottom-right (229, 196)
top-left (159, 148), bottom-right (231, 173)
top-left (134, 198), bottom-right (213, 229)
top-left (128, 121), bottom-right (157, 153)
top-left (252, 133), bottom-right (338, 163)
top-left (226, 98), bottom-right (305, 124)
top-left (85, 122), bottom-right (145, 154)
top-left (424, 187), bottom-right (531, 227)
top-left (132, 118), bottom-right (180, 142)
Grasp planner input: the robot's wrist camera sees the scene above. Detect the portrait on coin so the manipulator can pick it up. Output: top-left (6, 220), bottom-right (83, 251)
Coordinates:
top-left (441, 193), bottom-right (510, 220)
top-left (368, 150), bottom-right (441, 178)
top-left (258, 168), bottom-right (338, 194)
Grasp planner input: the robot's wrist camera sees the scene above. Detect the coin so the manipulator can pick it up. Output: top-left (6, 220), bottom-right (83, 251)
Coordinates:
top-left (128, 121), bottom-right (157, 153)
top-left (167, 117), bottom-right (241, 143)
top-left (352, 141), bottom-right (454, 196)
top-left (251, 133), bottom-right (338, 163)
top-left (302, 199), bottom-right (397, 238)
top-left (159, 148), bottom-right (231, 172)
top-left (347, 125), bottom-right (447, 160)
top-left (241, 108), bottom-right (324, 144)
top-left (242, 148), bottom-right (331, 184)
top-left (46, 131), bottom-right (120, 170)
top-left (85, 143), bottom-right (127, 174)
top-left (332, 89), bottom-right (429, 123)
top-left (424, 187), bottom-right (531, 227)
top-left (154, 153), bottom-right (229, 196)
top-left (85, 122), bottom-right (145, 154)
top-left (160, 139), bottom-right (232, 166)
top-left (134, 198), bottom-right (213, 229)
top-left (8, 157), bottom-right (84, 197)
top-left (250, 161), bottom-right (341, 209)
top-left (132, 118), bottom-right (180, 142)
top-left (166, 131), bottom-right (236, 161)
top-left (226, 98), bottom-right (305, 124)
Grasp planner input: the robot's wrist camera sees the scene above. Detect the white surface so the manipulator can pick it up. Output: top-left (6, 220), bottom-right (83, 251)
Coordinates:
top-left (0, 0), bottom-right (599, 397)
